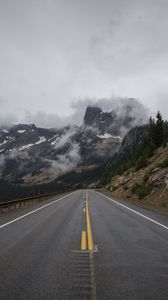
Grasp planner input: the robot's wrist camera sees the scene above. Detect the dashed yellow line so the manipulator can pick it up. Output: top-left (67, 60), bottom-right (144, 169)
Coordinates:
top-left (81, 231), bottom-right (87, 250)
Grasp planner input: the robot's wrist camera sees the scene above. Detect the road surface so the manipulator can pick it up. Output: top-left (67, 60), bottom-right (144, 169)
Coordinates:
top-left (0, 190), bottom-right (168, 299)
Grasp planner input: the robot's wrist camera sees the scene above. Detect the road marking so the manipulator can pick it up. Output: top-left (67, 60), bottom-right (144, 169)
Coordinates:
top-left (71, 247), bottom-right (98, 253)
top-left (96, 192), bottom-right (168, 231)
top-left (81, 231), bottom-right (87, 250)
top-left (0, 191), bottom-right (76, 230)
top-left (86, 191), bottom-right (94, 251)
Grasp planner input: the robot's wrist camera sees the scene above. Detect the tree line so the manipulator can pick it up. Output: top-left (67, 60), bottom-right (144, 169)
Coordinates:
top-left (104, 111), bottom-right (168, 183)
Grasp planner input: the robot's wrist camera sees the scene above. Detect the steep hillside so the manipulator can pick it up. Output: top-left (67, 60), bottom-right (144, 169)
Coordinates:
top-left (105, 112), bottom-right (168, 209)
top-left (106, 146), bottom-right (168, 208)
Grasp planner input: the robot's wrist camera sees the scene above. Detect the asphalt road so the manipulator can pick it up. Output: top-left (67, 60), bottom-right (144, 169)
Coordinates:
top-left (0, 190), bottom-right (168, 299)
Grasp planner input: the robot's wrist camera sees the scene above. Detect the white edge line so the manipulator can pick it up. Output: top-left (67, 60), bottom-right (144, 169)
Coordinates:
top-left (0, 191), bottom-right (76, 230)
top-left (95, 191), bottom-right (168, 231)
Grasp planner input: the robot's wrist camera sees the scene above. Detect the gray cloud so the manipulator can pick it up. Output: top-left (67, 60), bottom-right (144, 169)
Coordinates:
top-left (14, 96), bottom-right (148, 128)
top-left (0, 0), bottom-right (168, 126)
top-left (0, 148), bottom-right (29, 176)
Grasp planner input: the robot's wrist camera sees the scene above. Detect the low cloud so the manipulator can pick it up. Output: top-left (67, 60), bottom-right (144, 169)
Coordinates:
top-left (46, 143), bottom-right (80, 179)
top-left (0, 148), bottom-right (29, 175)
top-left (12, 96), bottom-right (149, 129)
top-left (72, 96), bottom-right (149, 127)
top-left (53, 126), bottom-right (77, 149)
top-left (0, 113), bottom-right (18, 128)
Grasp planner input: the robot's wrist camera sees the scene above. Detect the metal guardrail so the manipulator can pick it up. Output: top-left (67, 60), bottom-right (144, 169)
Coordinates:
top-left (0, 191), bottom-right (62, 212)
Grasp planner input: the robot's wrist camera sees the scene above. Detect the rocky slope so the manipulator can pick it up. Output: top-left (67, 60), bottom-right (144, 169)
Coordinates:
top-left (106, 146), bottom-right (168, 208)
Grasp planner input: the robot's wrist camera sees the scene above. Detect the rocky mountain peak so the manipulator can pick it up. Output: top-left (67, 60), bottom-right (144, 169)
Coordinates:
top-left (83, 106), bottom-right (102, 127)
top-left (83, 101), bottom-right (146, 137)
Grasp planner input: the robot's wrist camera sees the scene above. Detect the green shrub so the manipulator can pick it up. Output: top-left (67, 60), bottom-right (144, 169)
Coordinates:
top-left (143, 168), bottom-right (153, 183)
top-left (135, 155), bottom-right (148, 171)
top-left (158, 157), bottom-right (168, 168)
top-left (132, 182), bottom-right (151, 199)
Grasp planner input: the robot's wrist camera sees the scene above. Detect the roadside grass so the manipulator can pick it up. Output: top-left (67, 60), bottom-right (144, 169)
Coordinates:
top-left (103, 189), bottom-right (168, 214)
top-left (132, 182), bottom-right (152, 199)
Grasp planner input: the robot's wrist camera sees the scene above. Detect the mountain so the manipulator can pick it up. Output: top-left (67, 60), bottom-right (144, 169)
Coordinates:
top-left (0, 101), bottom-right (147, 187)
top-left (105, 124), bottom-right (149, 174)
top-left (83, 105), bottom-right (134, 136)
top-left (104, 112), bottom-right (168, 209)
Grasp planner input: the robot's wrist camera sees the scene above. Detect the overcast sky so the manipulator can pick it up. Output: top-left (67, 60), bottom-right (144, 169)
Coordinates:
top-left (0, 0), bottom-right (168, 127)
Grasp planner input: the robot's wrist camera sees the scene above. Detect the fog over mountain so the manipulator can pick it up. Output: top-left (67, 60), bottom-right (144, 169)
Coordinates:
top-left (22, 97), bottom-right (148, 128)
top-left (0, 99), bottom-right (148, 185)
top-left (0, 96), bottom-right (148, 129)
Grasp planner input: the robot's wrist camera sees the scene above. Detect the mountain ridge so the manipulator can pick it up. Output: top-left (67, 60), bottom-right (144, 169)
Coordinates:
top-left (0, 100), bottom-right (148, 188)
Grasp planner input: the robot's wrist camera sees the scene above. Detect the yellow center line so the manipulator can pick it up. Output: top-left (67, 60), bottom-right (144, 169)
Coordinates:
top-left (80, 191), bottom-right (94, 252)
top-left (85, 191), bottom-right (94, 251)
top-left (81, 231), bottom-right (87, 250)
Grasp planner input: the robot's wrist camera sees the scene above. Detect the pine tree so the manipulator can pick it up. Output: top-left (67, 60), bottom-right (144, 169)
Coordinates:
top-left (149, 116), bottom-right (155, 144)
top-left (152, 111), bottom-right (164, 148)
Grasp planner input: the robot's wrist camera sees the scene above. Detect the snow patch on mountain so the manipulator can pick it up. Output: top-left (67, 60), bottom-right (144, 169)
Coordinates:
top-left (0, 139), bottom-right (8, 146)
top-left (49, 135), bottom-right (59, 146)
top-left (97, 133), bottom-right (112, 139)
top-left (17, 130), bottom-right (26, 134)
top-left (97, 133), bottom-right (122, 140)
top-left (1, 129), bottom-right (9, 134)
top-left (18, 136), bottom-right (46, 150)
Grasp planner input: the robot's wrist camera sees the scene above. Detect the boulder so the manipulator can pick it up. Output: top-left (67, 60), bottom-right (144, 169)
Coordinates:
top-left (147, 169), bottom-right (168, 188)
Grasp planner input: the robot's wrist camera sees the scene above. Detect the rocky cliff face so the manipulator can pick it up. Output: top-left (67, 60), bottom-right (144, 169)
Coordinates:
top-left (83, 105), bottom-right (135, 136)
top-left (119, 125), bottom-right (149, 154)
top-left (105, 125), bottom-right (149, 172)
